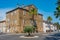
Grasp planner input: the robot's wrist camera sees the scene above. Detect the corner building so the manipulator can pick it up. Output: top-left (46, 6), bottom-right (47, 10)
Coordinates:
top-left (6, 5), bottom-right (43, 33)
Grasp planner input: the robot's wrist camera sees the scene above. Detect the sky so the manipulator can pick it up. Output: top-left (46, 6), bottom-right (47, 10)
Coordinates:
top-left (0, 0), bottom-right (60, 23)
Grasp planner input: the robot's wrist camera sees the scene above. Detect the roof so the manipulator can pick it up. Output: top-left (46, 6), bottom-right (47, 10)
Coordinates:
top-left (43, 20), bottom-right (58, 26)
top-left (6, 4), bottom-right (37, 14)
top-left (23, 4), bottom-right (38, 9)
top-left (43, 20), bottom-right (53, 24)
top-left (38, 13), bottom-right (43, 16)
top-left (6, 4), bottom-right (40, 15)
top-left (0, 20), bottom-right (6, 23)
top-left (6, 7), bottom-right (28, 14)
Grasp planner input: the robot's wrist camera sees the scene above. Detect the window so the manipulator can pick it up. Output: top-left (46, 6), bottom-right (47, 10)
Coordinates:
top-left (14, 11), bottom-right (16, 13)
top-left (11, 12), bottom-right (13, 15)
top-left (13, 27), bottom-right (15, 30)
top-left (46, 26), bottom-right (48, 28)
top-left (51, 26), bottom-right (53, 28)
top-left (30, 20), bottom-right (33, 25)
top-left (7, 19), bottom-right (10, 23)
top-left (23, 11), bottom-right (26, 15)
top-left (14, 20), bottom-right (17, 23)
top-left (23, 19), bottom-right (25, 25)
top-left (8, 25), bottom-right (10, 29)
top-left (7, 19), bottom-right (10, 21)
top-left (30, 20), bottom-right (37, 27)
top-left (48, 24), bottom-right (50, 28)
top-left (11, 11), bottom-right (16, 15)
top-left (14, 11), bottom-right (17, 15)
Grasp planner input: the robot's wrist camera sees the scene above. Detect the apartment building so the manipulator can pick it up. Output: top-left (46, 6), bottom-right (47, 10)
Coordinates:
top-left (43, 20), bottom-right (57, 33)
top-left (6, 4), bottom-right (43, 33)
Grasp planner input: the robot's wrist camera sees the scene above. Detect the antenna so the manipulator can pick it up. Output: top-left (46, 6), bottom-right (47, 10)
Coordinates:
top-left (16, 0), bottom-right (20, 7)
top-left (21, 4), bottom-right (24, 8)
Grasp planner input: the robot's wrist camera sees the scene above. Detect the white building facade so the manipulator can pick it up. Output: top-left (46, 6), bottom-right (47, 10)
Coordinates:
top-left (43, 20), bottom-right (57, 33)
top-left (0, 20), bottom-right (6, 33)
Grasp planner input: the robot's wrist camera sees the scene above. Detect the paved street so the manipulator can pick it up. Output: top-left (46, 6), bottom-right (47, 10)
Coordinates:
top-left (44, 32), bottom-right (60, 40)
top-left (0, 32), bottom-right (60, 40)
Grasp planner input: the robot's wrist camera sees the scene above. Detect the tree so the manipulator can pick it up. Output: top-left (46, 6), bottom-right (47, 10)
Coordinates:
top-left (54, 22), bottom-right (60, 32)
top-left (47, 16), bottom-right (52, 22)
top-left (29, 8), bottom-right (37, 32)
top-left (54, 0), bottom-right (60, 20)
top-left (24, 26), bottom-right (34, 36)
top-left (29, 8), bottom-right (37, 21)
top-left (47, 16), bottom-right (52, 32)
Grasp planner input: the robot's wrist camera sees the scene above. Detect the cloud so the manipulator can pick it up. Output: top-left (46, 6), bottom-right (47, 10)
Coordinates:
top-left (0, 8), bottom-right (14, 21)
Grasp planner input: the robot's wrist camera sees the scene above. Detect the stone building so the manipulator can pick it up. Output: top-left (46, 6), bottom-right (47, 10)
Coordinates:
top-left (6, 4), bottom-right (43, 33)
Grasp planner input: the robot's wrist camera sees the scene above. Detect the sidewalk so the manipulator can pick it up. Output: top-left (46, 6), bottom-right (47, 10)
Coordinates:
top-left (0, 32), bottom-right (59, 36)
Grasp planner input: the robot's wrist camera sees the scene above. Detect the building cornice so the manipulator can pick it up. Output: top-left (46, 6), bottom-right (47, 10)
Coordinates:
top-left (6, 7), bottom-right (29, 14)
